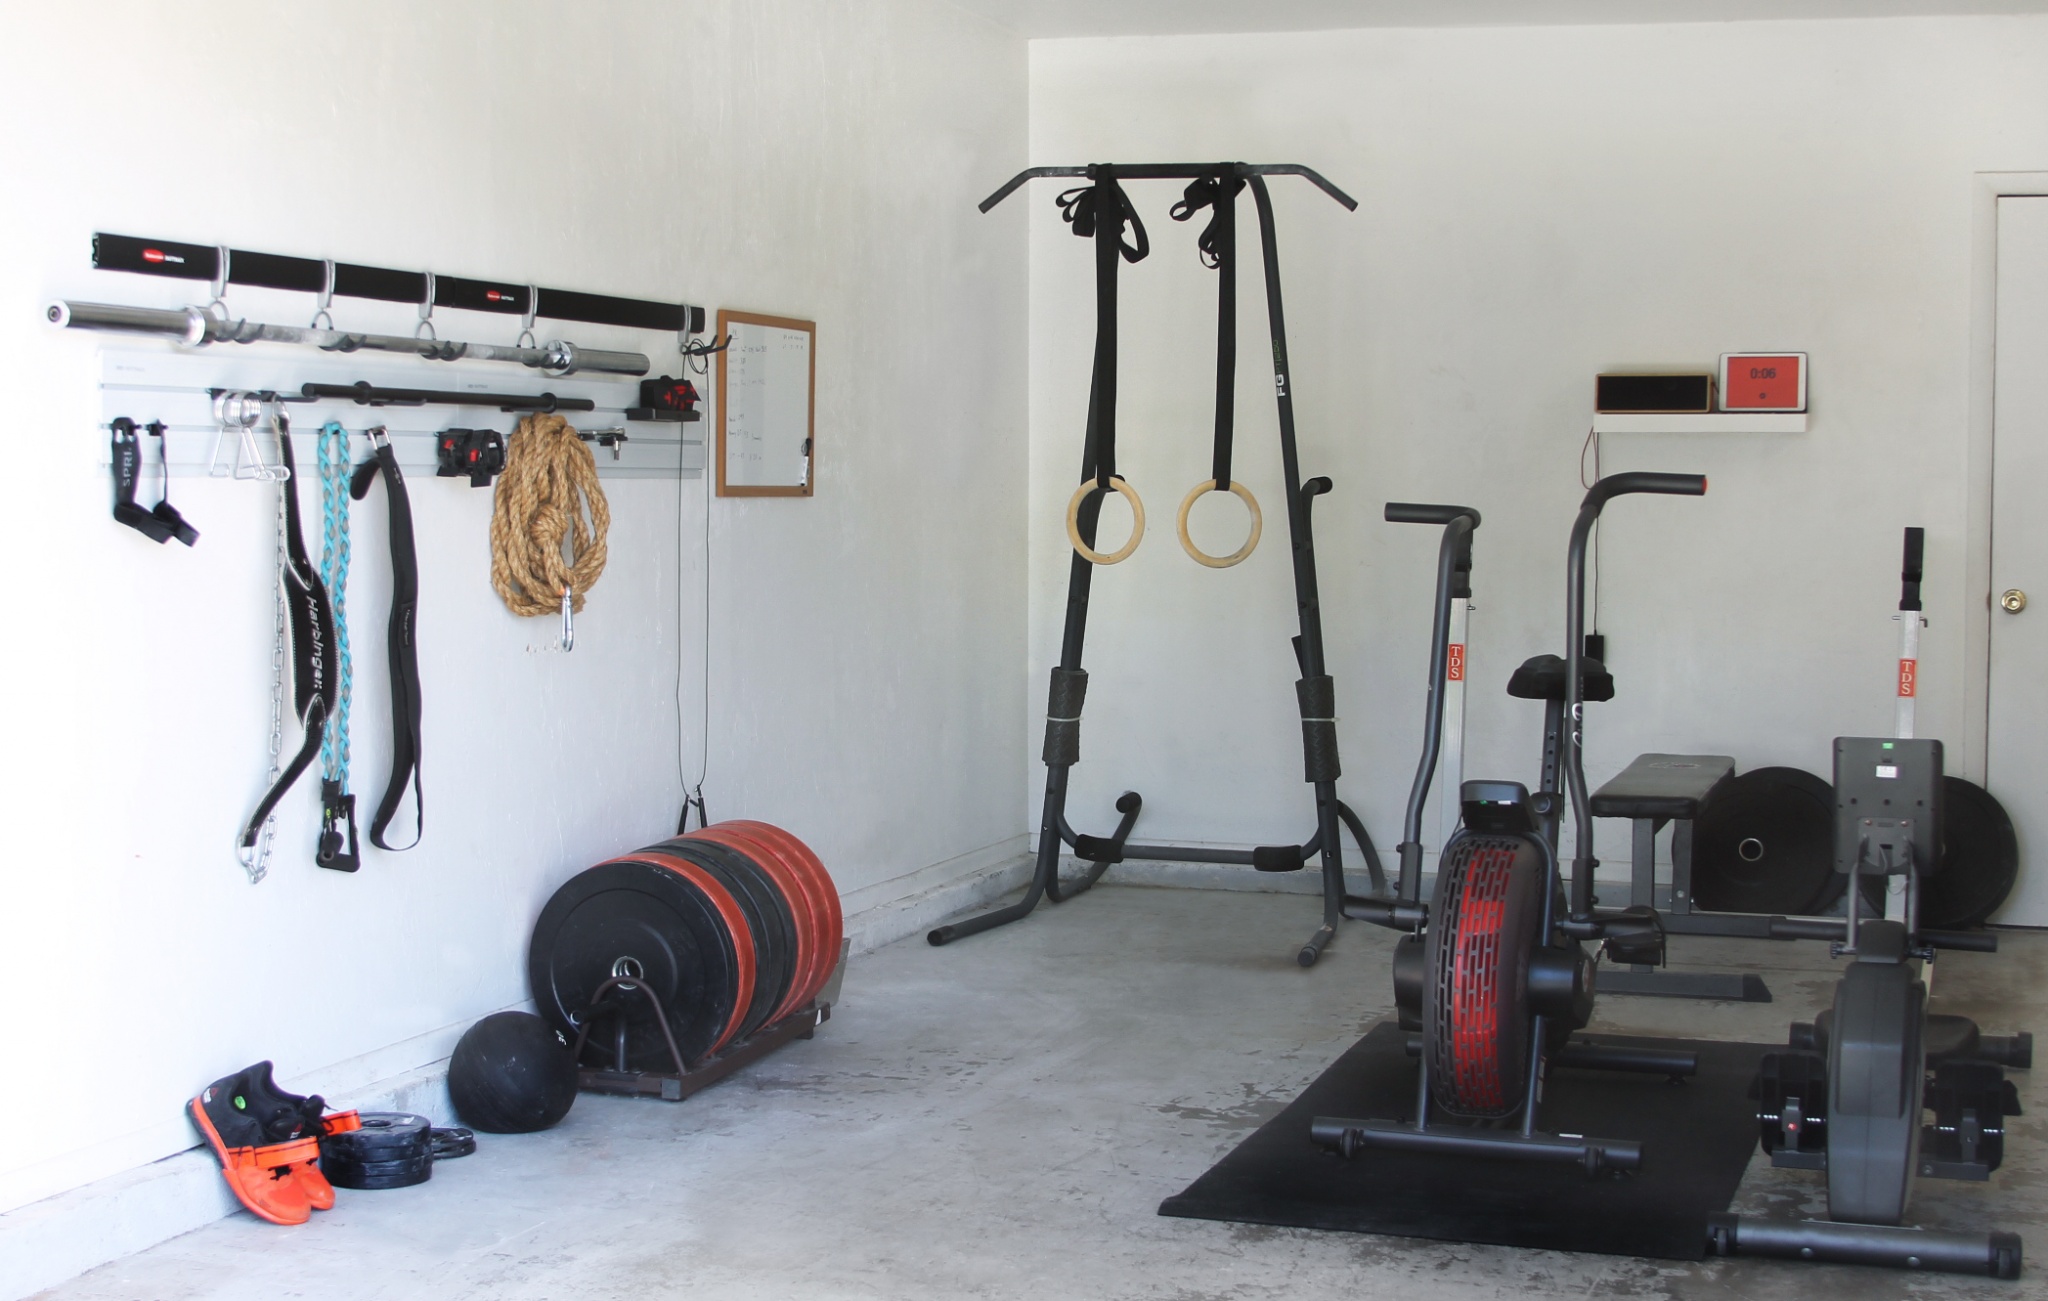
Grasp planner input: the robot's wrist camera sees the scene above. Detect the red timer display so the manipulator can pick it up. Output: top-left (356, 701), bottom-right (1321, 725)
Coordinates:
top-left (1718, 352), bottom-right (1807, 412)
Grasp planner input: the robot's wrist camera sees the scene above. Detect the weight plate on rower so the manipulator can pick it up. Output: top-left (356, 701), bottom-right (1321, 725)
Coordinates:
top-left (1693, 767), bottom-right (1839, 916)
top-left (528, 859), bottom-right (740, 1072)
top-left (1922, 777), bottom-right (2019, 930)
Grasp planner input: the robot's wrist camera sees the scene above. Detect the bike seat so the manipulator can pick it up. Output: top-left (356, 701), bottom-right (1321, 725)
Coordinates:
top-left (1507, 653), bottom-right (1614, 703)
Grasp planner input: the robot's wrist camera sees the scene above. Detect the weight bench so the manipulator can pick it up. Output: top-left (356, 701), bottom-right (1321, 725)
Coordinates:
top-left (1590, 753), bottom-right (1771, 1003)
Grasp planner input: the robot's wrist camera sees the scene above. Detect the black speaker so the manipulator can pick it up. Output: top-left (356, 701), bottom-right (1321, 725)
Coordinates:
top-left (1596, 373), bottom-right (1714, 413)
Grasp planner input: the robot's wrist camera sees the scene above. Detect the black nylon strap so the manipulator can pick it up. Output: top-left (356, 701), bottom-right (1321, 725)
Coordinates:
top-left (350, 434), bottom-right (423, 851)
top-left (110, 418), bottom-right (175, 543)
top-left (1060, 166), bottom-right (1147, 490)
top-left (146, 422), bottom-right (199, 546)
top-left (238, 415), bottom-right (336, 854)
top-left (1170, 168), bottom-right (1245, 491)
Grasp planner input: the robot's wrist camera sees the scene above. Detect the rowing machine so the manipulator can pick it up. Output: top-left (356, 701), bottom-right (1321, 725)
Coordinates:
top-left (1710, 736), bottom-right (2032, 1276)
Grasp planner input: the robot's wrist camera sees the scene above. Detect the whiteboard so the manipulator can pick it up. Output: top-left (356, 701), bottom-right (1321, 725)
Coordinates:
top-left (717, 310), bottom-right (815, 496)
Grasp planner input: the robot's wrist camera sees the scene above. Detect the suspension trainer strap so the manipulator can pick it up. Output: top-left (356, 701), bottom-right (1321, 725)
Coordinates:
top-left (1058, 165), bottom-right (1147, 489)
top-left (146, 421), bottom-right (199, 545)
top-left (351, 428), bottom-right (423, 851)
top-left (1169, 166), bottom-right (1245, 491)
top-left (315, 422), bottom-right (359, 872)
top-left (110, 418), bottom-right (176, 543)
top-left (237, 413), bottom-right (334, 863)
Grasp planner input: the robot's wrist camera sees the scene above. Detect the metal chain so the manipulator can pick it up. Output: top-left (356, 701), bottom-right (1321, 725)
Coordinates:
top-left (241, 435), bottom-right (289, 884)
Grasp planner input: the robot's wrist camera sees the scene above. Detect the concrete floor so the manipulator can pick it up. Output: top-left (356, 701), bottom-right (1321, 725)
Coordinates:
top-left (39, 885), bottom-right (2048, 1300)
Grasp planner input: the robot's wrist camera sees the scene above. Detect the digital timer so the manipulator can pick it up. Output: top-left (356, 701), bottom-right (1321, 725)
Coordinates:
top-left (1718, 352), bottom-right (1807, 412)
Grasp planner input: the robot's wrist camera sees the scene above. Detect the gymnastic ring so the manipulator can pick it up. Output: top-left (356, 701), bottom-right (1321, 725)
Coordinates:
top-left (1176, 479), bottom-right (1262, 568)
top-left (1066, 477), bottom-right (1146, 565)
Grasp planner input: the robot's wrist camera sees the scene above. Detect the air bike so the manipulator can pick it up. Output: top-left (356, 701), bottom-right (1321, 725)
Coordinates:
top-left (929, 162), bottom-right (1381, 966)
top-left (1315, 473), bottom-right (1699, 1177)
top-left (1313, 472), bottom-right (2032, 1277)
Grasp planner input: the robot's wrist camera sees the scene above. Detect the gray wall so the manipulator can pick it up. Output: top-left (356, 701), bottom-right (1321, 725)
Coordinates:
top-left (1027, 17), bottom-right (2048, 867)
top-left (0, 0), bottom-right (1027, 1215)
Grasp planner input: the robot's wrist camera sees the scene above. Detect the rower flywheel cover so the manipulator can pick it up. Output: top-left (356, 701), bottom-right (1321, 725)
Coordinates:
top-left (1424, 835), bottom-right (1543, 1118)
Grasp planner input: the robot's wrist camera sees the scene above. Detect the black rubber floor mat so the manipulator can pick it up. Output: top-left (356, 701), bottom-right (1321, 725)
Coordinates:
top-left (1160, 1021), bottom-right (1772, 1260)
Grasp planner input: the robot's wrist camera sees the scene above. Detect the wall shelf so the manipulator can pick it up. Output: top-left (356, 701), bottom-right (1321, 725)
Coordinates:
top-left (1592, 411), bottom-right (1808, 434)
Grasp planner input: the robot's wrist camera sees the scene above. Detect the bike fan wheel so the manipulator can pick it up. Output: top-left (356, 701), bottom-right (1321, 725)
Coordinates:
top-left (1423, 835), bottom-right (1543, 1118)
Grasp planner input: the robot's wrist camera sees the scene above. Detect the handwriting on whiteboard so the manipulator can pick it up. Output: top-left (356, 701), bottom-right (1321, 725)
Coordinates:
top-left (725, 323), bottom-right (811, 489)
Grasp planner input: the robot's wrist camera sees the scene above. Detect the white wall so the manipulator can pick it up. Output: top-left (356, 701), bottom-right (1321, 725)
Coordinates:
top-left (1026, 18), bottom-right (2048, 873)
top-left (0, 0), bottom-right (1025, 1218)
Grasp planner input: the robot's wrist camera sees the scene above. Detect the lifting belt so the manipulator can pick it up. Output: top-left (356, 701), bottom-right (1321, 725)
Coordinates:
top-left (237, 415), bottom-right (333, 860)
top-left (351, 429), bottom-right (423, 850)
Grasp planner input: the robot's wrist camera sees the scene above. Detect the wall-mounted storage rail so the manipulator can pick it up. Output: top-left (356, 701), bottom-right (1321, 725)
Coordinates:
top-left (92, 233), bottom-right (708, 337)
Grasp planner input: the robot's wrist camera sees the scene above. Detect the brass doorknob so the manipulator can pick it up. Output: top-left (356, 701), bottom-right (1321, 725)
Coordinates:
top-left (2002, 588), bottom-right (2028, 613)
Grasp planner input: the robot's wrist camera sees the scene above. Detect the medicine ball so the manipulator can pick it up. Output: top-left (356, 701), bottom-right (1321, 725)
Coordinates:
top-left (448, 1011), bottom-right (578, 1134)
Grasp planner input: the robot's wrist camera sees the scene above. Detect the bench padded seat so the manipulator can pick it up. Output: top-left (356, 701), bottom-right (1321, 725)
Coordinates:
top-left (1589, 753), bottom-right (1735, 820)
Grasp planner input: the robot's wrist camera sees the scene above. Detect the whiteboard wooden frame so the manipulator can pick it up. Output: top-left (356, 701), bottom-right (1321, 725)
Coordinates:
top-left (716, 309), bottom-right (816, 498)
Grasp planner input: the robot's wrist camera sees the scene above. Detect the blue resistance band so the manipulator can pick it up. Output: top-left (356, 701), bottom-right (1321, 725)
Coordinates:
top-left (315, 421), bottom-right (359, 871)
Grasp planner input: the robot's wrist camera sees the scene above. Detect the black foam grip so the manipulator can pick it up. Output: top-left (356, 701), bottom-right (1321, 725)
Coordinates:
top-left (1301, 720), bottom-right (1341, 783)
top-left (1253, 844), bottom-right (1307, 872)
top-left (1047, 667), bottom-right (1089, 719)
top-left (1295, 675), bottom-right (1335, 720)
top-left (1072, 834), bottom-right (1124, 864)
top-left (1044, 718), bottom-right (1080, 767)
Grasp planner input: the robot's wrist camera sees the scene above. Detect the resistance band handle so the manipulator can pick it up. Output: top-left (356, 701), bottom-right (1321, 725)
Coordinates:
top-left (1580, 472), bottom-right (1706, 514)
top-left (1383, 502), bottom-right (1482, 527)
top-left (1900, 526), bottom-right (1925, 612)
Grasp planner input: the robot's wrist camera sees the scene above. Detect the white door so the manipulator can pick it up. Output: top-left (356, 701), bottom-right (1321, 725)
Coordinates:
top-left (1989, 196), bottom-right (2048, 925)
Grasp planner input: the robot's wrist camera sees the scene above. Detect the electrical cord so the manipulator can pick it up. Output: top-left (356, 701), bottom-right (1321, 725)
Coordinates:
top-left (1578, 424), bottom-right (1602, 643)
top-left (677, 335), bottom-right (712, 833)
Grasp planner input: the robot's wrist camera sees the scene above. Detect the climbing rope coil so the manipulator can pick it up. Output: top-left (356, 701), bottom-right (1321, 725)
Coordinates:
top-left (489, 413), bottom-right (610, 620)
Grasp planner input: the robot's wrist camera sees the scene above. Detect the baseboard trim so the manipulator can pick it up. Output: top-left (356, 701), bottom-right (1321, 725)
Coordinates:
top-left (0, 1053), bottom-right (463, 1301)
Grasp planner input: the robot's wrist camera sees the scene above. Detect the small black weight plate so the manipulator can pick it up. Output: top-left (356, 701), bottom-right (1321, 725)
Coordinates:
top-left (1693, 767), bottom-right (1838, 915)
top-left (1922, 777), bottom-right (2020, 930)
top-left (646, 839), bottom-right (793, 1042)
top-left (322, 1152), bottom-right (433, 1179)
top-left (528, 860), bottom-right (738, 1072)
top-left (323, 1156), bottom-right (433, 1190)
top-left (322, 1112), bottom-right (432, 1160)
top-left (429, 1126), bottom-right (477, 1160)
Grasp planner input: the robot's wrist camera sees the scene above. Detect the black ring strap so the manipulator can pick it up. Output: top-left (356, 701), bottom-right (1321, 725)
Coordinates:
top-left (1170, 167), bottom-right (1247, 491)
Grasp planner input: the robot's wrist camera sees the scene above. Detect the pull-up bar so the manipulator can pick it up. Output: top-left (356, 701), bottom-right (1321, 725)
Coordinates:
top-left (978, 162), bottom-right (1358, 214)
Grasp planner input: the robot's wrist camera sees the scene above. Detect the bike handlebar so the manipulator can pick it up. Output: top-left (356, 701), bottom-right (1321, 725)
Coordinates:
top-left (1384, 502), bottom-right (1482, 527)
top-left (1581, 472), bottom-right (1706, 514)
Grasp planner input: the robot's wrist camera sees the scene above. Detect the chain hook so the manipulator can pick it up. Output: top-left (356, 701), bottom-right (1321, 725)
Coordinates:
top-left (559, 586), bottom-right (576, 652)
top-left (518, 284), bottom-right (539, 349)
top-left (207, 244), bottom-right (231, 317)
top-left (414, 270), bottom-right (437, 341)
top-left (311, 259), bottom-right (335, 330)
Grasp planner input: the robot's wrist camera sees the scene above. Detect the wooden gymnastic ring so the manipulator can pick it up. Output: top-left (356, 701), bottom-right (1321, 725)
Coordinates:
top-left (1066, 477), bottom-right (1145, 565)
top-left (1176, 479), bottom-right (1262, 568)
